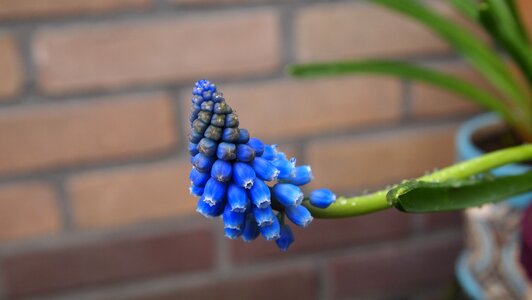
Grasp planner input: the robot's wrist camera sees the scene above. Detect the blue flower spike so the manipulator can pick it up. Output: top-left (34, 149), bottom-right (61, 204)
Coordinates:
top-left (188, 79), bottom-right (336, 251)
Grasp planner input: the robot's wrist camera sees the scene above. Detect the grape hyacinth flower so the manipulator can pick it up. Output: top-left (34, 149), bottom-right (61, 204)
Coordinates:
top-left (188, 79), bottom-right (336, 251)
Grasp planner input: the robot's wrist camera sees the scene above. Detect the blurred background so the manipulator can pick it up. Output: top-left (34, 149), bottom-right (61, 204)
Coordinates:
top-left (0, 0), bottom-right (531, 299)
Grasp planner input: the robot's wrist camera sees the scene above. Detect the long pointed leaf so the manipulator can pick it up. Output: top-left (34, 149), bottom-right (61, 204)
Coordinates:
top-left (388, 171), bottom-right (532, 213)
top-left (288, 60), bottom-right (514, 123)
top-left (373, 0), bottom-right (527, 109)
top-left (447, 0), bottom-right (478, 21)
top-left (507, 0), bottom-right (530, 44)
top-left (480, 1), bottom-right (532, 85)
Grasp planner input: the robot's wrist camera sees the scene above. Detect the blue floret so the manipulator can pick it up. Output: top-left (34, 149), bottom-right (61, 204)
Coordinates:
top-left (187, 79), bottom-right (336, 251)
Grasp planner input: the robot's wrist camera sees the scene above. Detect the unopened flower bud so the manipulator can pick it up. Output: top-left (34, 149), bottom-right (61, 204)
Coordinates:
top-left (204, 125), bottom-right (222, 141)
top-left (222, 128), bottom-right (240, 143)
top-left (236, 144), bottom-right (255, 162)
top-left (189, 167), bottom-right (210, 186)
top-left (197, 138), bottom-right (217, 157)
top-left (192, 153), bottom-right (215, 173)
top-left (225, 113), bottom-right (239, 128)
top-left (247, 138), bottom-right (265, 156)
top-left (309, 188), bottom-right (337, 209)
top-left (217, 142), bottom-right (236, 161)
top-left (237, 128), bottom-right (250, 144)
top-left (210, 114), bottom-right (225, 127)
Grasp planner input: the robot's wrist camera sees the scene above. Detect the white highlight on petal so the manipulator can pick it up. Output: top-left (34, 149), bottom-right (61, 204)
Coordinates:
top-left (256, 218), bottom-right (273, 227)
top-left (272, 169), bottom-right (280, 181)
top-left (230, 205), bottom-right (246, 213)
top-left (244, 180), bottom-right (254, 189)
top-left (196, 207), bottom-right (214, 218)
top-left (300, 216), bottom-right (313, 228)
top-left (256, 198), bottom-right (271, 208)
top-left (295, 192), bottom-right (304, 206)
top-left (204, 196), bottom-right (216, 206)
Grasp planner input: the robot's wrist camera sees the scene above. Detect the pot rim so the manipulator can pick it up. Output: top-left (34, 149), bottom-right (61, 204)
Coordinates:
top-left (456, 112), bottom-right (529, 172)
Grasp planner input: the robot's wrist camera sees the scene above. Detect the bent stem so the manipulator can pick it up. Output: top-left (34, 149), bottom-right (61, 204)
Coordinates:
top-left (304, 144), bottom-right (532, 218)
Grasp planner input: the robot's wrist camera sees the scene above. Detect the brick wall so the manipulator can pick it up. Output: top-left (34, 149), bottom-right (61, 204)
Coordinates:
top-left (1, 0), bottom-right (528, 299)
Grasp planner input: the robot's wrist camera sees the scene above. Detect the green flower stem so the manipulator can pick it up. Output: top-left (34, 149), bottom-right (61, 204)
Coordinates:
top-left (304, 144), bottom-right (532, 218)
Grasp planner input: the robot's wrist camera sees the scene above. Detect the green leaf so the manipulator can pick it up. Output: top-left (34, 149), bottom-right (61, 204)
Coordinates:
top-left (288, 60), bottom-right (514, 123)
top-left (507, 0), bottom-right (530, 44)
top-left (387, 171), bottom-right (532, 213)
top-left (479, 1), bottom-right (532, 85)
top-left (372, 0), bottom-right (527, 110)
top-left (447, 0), bottom-right (478, 21)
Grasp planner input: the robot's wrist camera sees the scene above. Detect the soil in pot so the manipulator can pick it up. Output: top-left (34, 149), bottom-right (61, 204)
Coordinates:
top-left (472, 123), bottom-right (532, 166)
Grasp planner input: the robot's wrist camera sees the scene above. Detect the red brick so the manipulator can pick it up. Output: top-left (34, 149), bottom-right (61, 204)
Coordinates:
top-left (330, 234), bottom-right (463, 298)
top-left (424, 211), bottom-right (464, 231)
top-left (129, 265), bottom-right (318, 300)
top-left (306, 125), bottom-right (457, 192)
top-left (519, 0), bottom-right (532, 41)
top-left (411, 63), bottom-right (488, 118)
top-left (0, 182), bottom-right (60, 242)
top-left (230, 209), bottom-right (412, 263)
top-left (0, 0), bottom-right (150, 20)
top-left (68, 159), bottom-right (197, 230)
top-left (170, 0), bottom-right (290, 5)
top-left (0, 93), bottom-right (176, 175)
top-left (33, 10), bottom-right (280, 94)
top-left (295, 2), bottom-right (454, 62)
top-left (1, 226), bottom-right (214, 298)
top-left (0, 35), bottom-right (23, 100)
top-left (189, 77), bottom-right (401, 141)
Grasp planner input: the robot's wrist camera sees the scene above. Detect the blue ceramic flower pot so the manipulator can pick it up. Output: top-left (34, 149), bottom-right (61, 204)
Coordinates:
top-left (456, 113), bottom-right (532, 208)
top-left (455, 113), bottom-right (531, 299)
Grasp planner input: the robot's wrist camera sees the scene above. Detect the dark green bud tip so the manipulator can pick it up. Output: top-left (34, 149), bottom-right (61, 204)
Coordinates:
top-left (204, 125), bottom-right (222, 141)
top-left (198, 138), bottom-right (217, 157)
top-left (214, 101), bottom-right (233, 114)
top-left (222, 128), bottom-right (240, 142)
top-left (201, 101), bottom-right (214, 112)
top-left (211, 114), bottom-right (225, 127)
top-left (225, 113), bottom-right (239, 128)
top-left (197, 111), bottom-right (212, 124)
top-left (192, 119), bottom-right (208, 135)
